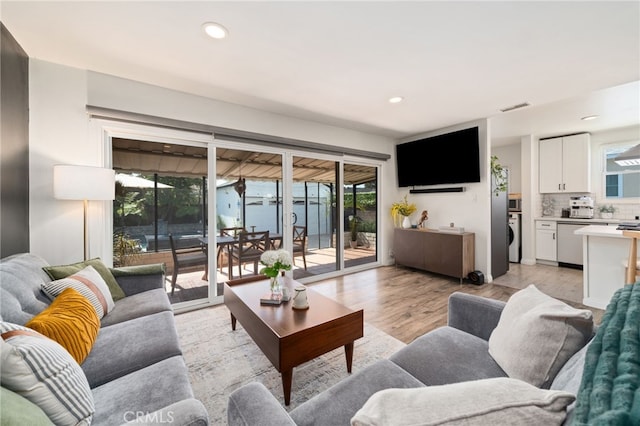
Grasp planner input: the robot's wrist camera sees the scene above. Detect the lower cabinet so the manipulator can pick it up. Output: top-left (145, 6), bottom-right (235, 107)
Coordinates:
top-left (394, 228), bottom-right (475, 282)
top-left (535, 220), bottom-right (557, 261)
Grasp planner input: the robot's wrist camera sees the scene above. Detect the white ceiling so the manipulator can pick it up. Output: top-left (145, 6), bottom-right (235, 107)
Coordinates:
top-left (2, 1), bottom-right (639, 146)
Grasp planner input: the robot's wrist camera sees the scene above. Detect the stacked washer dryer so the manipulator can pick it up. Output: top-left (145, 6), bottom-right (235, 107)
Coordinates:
top-left (508, 212), bottom-right (522, 263)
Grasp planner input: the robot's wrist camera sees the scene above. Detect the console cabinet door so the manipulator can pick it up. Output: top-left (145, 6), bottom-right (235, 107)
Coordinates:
top-left (424, 232), bottom-right (462, 278)
top-left (393, 229), bottom-right (424, 269)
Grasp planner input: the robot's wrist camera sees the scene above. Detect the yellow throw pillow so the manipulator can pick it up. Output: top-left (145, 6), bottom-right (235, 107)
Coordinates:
top-left (26, 287), bottom-right (100, 364)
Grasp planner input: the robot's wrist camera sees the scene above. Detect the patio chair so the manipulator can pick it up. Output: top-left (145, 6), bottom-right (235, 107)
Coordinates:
top-left (292, 225), bottom-right (307, 270)
top-left (169, 234), bottom-right (208, 295)
top-left (217, 227), bottom-right (246, 272)
top-left (229, 230), bottom-right (270, 278)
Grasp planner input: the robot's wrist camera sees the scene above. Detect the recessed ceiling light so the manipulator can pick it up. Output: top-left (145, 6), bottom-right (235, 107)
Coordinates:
top-left (202, 22), bottom-right (228, 39)
top-left (389, 96), bottom-right (404, 104)
top-left (581, 115), bottom-right (599, 121)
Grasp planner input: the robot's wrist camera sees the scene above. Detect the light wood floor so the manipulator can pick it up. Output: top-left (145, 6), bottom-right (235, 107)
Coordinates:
top-left (306, 263), bottom-right (604, 345)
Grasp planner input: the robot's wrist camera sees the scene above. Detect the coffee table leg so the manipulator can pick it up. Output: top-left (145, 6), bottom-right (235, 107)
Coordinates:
top-left (230, 313), bottom-right (237, 331)
top-left (282, 369), bottom-right (293, 406)
top-left (344, 342), bottom-right (354, 373)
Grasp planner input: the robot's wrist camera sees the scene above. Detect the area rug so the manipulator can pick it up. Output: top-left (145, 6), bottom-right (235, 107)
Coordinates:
top-left (174, 304), bottom-right (406, 425)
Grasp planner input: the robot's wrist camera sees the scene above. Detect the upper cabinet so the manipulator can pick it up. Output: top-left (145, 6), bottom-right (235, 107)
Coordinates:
top-left (539, 133), bottom-right (591, 193)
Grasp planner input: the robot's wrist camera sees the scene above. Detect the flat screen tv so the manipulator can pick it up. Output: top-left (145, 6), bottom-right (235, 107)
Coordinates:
top-left (396, 127), bottom-right (480, 187)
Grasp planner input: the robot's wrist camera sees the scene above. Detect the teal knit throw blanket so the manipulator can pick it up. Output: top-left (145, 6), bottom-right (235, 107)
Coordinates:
top-left (572, 284), bottom-right (640, 425)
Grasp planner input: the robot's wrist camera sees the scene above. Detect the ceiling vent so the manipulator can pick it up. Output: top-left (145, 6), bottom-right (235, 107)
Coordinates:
top-left (500, 102), bottom-right (530, 113)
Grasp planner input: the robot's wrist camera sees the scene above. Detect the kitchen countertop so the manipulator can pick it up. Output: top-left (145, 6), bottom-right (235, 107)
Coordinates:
top-left (574, 225), bottom-right (628, 238)
top-left (534, 217), bottom-right (622, 224)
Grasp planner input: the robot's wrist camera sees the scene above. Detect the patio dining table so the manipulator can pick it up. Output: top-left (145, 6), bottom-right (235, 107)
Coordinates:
top-left (199, 233), bottom-right (282, 278)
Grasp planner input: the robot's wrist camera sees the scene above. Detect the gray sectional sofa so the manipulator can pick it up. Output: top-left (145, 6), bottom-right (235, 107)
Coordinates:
top-left (0, 253), bottom-right (209, 426)
top-left (228, 290), bottom-right (597, 426)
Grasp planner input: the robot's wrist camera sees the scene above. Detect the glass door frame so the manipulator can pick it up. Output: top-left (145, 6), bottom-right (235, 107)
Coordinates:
top-left (96, 118), bottom-right (216, 313)
top-left (97, 120), bottom-right (384, 312)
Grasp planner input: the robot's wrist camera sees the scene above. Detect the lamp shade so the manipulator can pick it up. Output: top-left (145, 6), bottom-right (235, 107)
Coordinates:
top-left (54, 165), bottom-right (115, 200)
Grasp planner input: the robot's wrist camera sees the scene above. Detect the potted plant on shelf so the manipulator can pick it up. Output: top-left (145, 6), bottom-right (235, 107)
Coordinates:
top-left (391, 195), bottom-right (417, 228)
top-left (599, 204), bottom-right (616, 219)
top-left (491, 155), bottom-right (508, 196)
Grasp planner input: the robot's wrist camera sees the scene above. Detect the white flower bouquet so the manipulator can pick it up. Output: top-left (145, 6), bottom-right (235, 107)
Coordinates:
top-left (260, 249), bottom-right (293, 278)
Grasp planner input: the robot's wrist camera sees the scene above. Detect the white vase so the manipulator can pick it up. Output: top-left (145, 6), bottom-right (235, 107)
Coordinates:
top-left (402, 216), bottom-right (412, 229)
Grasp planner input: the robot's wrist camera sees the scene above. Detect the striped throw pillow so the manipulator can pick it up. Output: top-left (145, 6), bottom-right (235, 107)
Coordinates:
top-left (0, 322), bottom-right (95, 426)
top-left (42, 265), bottom-right (115, 319)
top-left (26, 287), bottom-right (100, 364)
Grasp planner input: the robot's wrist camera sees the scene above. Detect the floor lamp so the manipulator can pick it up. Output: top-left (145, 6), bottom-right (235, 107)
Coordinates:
top-left (54, 165), bottom-right (115, 260)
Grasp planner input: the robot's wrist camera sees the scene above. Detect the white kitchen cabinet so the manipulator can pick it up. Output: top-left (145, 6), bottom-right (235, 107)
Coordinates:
top-left (539, 133), bottom-right (591, 193)
top-left (536, 220), bottom-right (557, 261)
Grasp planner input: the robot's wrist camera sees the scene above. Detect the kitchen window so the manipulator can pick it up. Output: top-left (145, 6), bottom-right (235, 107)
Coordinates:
top-left (603, 142), bottom-right (640, 199)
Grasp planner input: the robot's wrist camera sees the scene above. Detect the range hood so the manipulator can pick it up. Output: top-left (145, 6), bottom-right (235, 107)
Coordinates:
top-left (614, 144), bottom-right (640, 166)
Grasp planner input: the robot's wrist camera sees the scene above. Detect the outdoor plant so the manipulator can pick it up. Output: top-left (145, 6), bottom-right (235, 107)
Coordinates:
top-left (113, 232), bottom-right (141, 267)
top-left (349, 216), bottom-right (359, 242)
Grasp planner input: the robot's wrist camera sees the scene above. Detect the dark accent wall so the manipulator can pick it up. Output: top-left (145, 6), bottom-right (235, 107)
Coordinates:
top-left (1, 23), bottom-right (30, 258)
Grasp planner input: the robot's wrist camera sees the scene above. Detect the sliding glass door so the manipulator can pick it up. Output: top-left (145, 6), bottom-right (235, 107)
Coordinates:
top-left (291, 155), bottom-right (339, 279)
top-left (344, 163), bottom-right (378, 268)
top-left (214, 147), bottom-right (283, 288)
top-left (106, 123), bottom-right (381, 310)
top-left (112, 137), bottom-right (210, 306)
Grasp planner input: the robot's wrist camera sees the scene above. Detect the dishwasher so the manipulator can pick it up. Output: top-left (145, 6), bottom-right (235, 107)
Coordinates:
top-left (557, 222), bottom-right (589, 268)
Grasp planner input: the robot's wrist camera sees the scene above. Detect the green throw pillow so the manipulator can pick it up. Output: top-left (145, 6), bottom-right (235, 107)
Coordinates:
top-left (1, 385), bottom-right (53, 426)
top-left (43, 258), bottom-right (126, 301)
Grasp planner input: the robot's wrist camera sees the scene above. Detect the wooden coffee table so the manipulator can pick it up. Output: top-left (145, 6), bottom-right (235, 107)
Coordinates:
top-left (223, 277), bottom-right (364, 405)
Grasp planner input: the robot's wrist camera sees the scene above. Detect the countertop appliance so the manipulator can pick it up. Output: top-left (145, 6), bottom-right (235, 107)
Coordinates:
top-left (508, 193), bottom-right (522, 212)
top-left (570, 196), bottom-right (594, 219)
top-left (509, 213), bottom-right (521, 263)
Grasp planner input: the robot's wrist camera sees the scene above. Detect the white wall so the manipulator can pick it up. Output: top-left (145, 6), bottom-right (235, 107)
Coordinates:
top-left (29, 60), bottom-right (396, 265)
top-left (397, 119), bottom-right (493, 280)
top-left (492, 143), bottom-right (521, 194)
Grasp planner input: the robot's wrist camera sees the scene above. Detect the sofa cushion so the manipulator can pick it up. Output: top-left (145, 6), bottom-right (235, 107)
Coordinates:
top-left (0, 322), bottom-right (95, 426)
top-left (0, 253), bottom-right (52, 324)
top-left (42, 265), bottom-right (115, 319)
top-left (351, 377), bottom-right (576, 426)
top-left (26, 287), bottom-right (100, 364)
top-left (43, 257), bottom-right (126, 301)
top-left (100, 288), bottom-right (172, 327)
top-left (0, 386), bottom-right (53, 426)
top-left (488, 284), bottom-right (593, 388)
top-left (390, 326), bottom-right (507, 385)
top-left (81, 310), bottom-right (182, 387)
top-left (549, 339), bottom-right (592, 424)
top-left (289, 359), bottom-right (424, 426)
top-left (91, 356), bottom-right (194, 426)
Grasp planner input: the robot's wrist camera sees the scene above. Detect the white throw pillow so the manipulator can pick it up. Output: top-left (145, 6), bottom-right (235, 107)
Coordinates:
top-left (351, 377), bottom-right (575, 426)
top-left (0, 322), bottom-right (95, 426)
top-left (488, 284), bottom-right (593, 387)
top-left (42, 264), bottom-right (115, 319)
